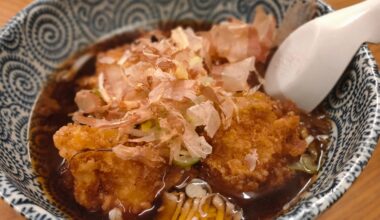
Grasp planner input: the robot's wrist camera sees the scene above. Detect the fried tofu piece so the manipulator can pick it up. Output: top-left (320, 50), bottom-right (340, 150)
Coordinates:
top-left (53, 123), bottom-right (123, 159)
top-left (69, 151), bottom-right (166, 213)
top-left (53, 124), bottom-right (167, 214)
top-left (202, 92), bottom-right (307, 192)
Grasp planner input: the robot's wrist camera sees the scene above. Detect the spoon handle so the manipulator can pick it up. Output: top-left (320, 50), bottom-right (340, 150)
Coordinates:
top-left (317, 0), bottom-right (380, 44)
top-left (365, 0), bottom-right (380, 43)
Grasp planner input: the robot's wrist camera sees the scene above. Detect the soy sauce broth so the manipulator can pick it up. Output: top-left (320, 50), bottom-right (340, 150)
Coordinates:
top-left (29, 22), bottom-right (331, 220)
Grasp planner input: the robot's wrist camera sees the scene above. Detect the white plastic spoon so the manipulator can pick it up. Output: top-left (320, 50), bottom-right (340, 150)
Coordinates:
top-left (264, 0), bottom-right (380, 113)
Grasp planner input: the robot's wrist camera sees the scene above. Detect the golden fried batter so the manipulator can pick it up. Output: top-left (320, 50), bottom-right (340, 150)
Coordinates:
top-left (54, 124), bottom-right (167, 214)
top-left (53, 124), bottom-right (122, 159)
top-left (202, 92), bottom-right (307, 192)
top-left (69, 151), bottom-right (165, 213)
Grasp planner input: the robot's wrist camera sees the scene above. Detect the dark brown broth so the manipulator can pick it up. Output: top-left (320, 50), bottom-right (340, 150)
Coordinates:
top-left (29, 23), bottom-right (331, 220)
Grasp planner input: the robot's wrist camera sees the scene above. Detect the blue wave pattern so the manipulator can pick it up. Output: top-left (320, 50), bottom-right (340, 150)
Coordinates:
top-left (0, 0), bottom-right (379, 219)
top-left (24, 1), bottom-right (77, 70)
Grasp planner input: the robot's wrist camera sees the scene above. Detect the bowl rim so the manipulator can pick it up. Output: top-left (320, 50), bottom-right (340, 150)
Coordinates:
top-left (0, 0), bottom-right (379, 219)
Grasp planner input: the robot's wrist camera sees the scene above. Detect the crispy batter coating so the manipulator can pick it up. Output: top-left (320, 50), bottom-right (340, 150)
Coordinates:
top-left (53, 124), bottom-right (167, 214)
top-left (69, 151), bottom-right (165, 213)
top-left (53, 124), bottom-right (123, 159)
top-left (202, 92), bottom-right (307, 192)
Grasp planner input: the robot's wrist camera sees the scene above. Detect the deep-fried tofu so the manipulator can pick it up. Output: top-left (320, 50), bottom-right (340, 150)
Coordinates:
top-left (53, 124), bottom-right (123, 159)
top-left (53, 124), bottom-right (167, 214)
top-left (202, 92), bottom-right (307, 192)
top-left (69, 151), bottom-right (165, 213)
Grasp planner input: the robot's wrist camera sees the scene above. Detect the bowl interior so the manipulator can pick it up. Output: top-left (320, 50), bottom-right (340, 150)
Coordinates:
top-left (0, 0), bottom-right (379, 219)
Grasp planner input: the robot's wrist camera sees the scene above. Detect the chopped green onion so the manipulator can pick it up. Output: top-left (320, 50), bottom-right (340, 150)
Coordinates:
top-left (288, 161), bottom-right (306, 173)
top-left (173, 153), bottom-right (200, 169)
top-left (289, 154), bottom-right (318, 174)
top-left (91, 89), bottom-right (102, 98)
top-left (300, 154), bottom-right (318, 173)
top-left (140, 120), bottom-right (154, 132)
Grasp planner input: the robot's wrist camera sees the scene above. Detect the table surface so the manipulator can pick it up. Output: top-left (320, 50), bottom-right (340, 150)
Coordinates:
top-left (1, 0), bottom-right (379, 219)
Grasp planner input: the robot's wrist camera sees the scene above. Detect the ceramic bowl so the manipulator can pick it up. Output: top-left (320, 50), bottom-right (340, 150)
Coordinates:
top-left (0, 0), bottom-right (379, 219)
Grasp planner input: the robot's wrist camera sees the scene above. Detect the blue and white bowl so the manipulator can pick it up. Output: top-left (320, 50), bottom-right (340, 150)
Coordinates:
top-left (0, 0), bottom-right (379, 219)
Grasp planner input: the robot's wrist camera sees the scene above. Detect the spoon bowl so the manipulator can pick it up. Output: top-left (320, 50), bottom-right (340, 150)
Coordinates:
top-left (265, 0), bottom-right (380, 112)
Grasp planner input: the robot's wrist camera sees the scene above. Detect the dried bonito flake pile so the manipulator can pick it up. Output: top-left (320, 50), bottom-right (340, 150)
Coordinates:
top-left (72, 12), bottom-right (276, 164)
